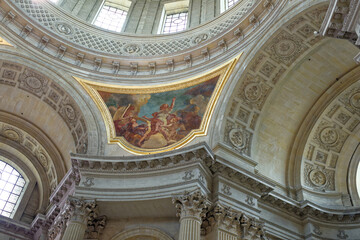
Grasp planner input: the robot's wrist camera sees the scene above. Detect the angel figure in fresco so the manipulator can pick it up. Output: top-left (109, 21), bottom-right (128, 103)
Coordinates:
top-left (138, 97), bottom-right (176, 146)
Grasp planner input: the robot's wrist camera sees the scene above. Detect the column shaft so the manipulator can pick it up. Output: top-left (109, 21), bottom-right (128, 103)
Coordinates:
top-left (179, 217), bottom-right (201, 240)
top-left (61, 220), bottom-right (87, 240)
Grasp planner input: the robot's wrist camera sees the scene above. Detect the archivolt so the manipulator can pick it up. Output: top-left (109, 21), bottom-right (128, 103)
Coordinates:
top-left (110, 227), bottom-right (174, 240)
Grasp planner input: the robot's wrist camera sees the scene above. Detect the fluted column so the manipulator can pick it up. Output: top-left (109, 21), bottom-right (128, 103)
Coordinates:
top-left (173, 190), bottom-right (210, 240)
top-left (61, 197), bottom-right (97, 240)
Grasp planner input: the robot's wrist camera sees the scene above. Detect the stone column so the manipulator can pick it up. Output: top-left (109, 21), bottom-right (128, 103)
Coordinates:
top-left (61, 197), bottom-right (97, 240)
top-left (173, 190), bottom-right (210, 240)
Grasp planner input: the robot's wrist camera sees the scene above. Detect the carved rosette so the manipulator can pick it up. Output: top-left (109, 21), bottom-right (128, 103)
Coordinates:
top-left (18, 69), bottom-right (49, 97)
top-left (55, 22), bottom-right (74, 36)
top-left (59, 96), bottom-right (80, 129)
top-left (303, 163), bottom-right (335, 191)
top-left (224, 121), bottom-right (252, 156)
top-left (237, 74), bottom-right (271, 111)
top-left (122, 43), bottom-right (142, 56)
top-left (340, 87), bottom-right (360, 116)
top-left (192, 33), bottom-right (209, 45)
top-left (264, 30), bottom-right (308, 66)
top-left (313, 121), bottom-right (348, 153)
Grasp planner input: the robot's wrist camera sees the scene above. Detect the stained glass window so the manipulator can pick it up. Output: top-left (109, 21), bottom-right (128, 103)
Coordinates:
top-left (162, 12), bottom-right (188, 34)
top-left (0, 161), bottom-right (26, 218)
top-left (94, 5), bottom-right (128, 32)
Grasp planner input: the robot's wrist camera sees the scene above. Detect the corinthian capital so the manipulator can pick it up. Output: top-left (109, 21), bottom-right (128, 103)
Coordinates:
top-left (66, 196), bottom-right (97, 223)
top-left (172, 190), bottom-right (211, 221)
top-left (202, 203), bottom-right (240, 235)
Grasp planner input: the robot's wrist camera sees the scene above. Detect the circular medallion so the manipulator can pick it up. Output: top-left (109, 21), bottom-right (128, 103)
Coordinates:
top-left (25, 76), bottom-right (42, 89)
top-left (274, 39), bottom-right (296, 57)
top-left (193, 34), bottom-right (208, 44)
top-left (229, 129), bottom-right (245, 148)
top-left (309, 169), bottom-right (326, 186)
top-left (244, 83), bottom-right (261, 102)
top-left (319, 127), bottom-right (338, 145)
top-left (55, 22), bottom-right (73, 35)
top-left (3, 129), bottom-right (20, 141)
top-left (64, 104), bottom-right (76, 120)
top-left (37, 152), bottom-right (48, 168)
top-left (350, 92), bottom-right (360, 109)
top-left (123, 44), bottom-right (142, 55)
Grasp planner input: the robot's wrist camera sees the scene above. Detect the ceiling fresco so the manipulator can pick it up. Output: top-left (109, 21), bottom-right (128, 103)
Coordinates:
top-left (76, 56), bottom-right (239, 154)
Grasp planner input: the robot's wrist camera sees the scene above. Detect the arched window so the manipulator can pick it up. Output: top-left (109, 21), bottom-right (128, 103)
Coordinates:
top-left (0, 160), bottom-right (26, 218)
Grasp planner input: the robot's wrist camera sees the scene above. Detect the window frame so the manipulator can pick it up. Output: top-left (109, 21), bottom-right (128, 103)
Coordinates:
top-left (0, 160), bottom-right (27, 218)
top-left (158, 0), bottom-right (190, 34)
top-left (0, 152), bottom-right (36, 221)
top-left (92, 0), bottom-right (131, 33)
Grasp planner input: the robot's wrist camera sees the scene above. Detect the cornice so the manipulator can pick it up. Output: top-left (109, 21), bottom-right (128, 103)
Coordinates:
top-left (0, 215), bottom-right (33, 239)
top-left (0, 0), bottom-right (286, 78)
top-left (260, 193), bottom-right (360, 224)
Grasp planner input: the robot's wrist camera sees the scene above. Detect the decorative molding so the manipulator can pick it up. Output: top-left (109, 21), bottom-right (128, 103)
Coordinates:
top-left (261, 194), bottom-right (360, 223)
top-left (0, 0), bottom-right (287, 76)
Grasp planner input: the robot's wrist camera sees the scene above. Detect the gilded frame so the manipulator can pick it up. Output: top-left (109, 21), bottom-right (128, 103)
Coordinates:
top-left (75, 55), bottom-right (240, 154)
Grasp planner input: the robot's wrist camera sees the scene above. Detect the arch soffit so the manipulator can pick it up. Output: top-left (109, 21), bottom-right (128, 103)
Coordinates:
top-left (0, 111), bottom-right (64, 190)
top-left (290, 66), bottom-right (360, 203)
top-left (110, 227), bottom-right (174, 240)
top-left (219, 3), bottom-right (329, 158)
top-left (0, 51), bottom-right (104, 156)
top-left (0, 143), bottom-right (50, 214)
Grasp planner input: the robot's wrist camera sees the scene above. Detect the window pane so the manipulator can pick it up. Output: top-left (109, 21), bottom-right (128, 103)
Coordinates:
top-left (227, 0), bottom-right (239, 9)
top-left (0, 191), bottom-right (10, 201)
top-left (94, 4), bottom-right (128, 32)
top-left (163, 12), bottom-right (188, 34)
top-left (0, 161), bottom-right (26, 218)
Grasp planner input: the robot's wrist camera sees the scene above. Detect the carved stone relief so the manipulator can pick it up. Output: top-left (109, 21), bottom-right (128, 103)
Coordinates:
top-left (304, 163), bottom-right (335, 191)
top-left (55, 22), bottom-right (73, 36)
top-left (264, 30), bottom-right (308, 66)
top-left (313, 121), bottom-right (348, 153)
top-left (224, 120), bottom-right (252, 156)
top-left (237, 74), bottom-right (272, 110)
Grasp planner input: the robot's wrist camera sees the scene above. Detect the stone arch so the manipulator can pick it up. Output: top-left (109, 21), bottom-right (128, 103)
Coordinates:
top-left (110, 227), bottom-right (174, 240)
top-left (0, 48), bottom-right (105, 163)
top-left (289, 66), bottom-right (360, 206)
top-left (218, 2), bottom-right (331, 159)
